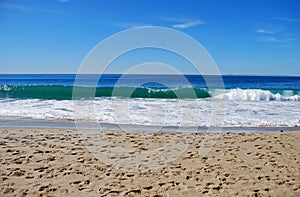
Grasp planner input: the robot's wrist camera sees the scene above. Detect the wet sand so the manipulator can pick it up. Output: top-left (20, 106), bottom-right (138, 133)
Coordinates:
top-left (0, 128), bottom-right (299, 196)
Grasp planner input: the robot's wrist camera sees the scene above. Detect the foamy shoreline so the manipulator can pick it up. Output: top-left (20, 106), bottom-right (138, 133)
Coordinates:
top-left (1, 119), bottom-right (300, 133)
top-left (1, 96), bottom-right (299, 128)
top-left (1, 127), bottom-right (299, 196)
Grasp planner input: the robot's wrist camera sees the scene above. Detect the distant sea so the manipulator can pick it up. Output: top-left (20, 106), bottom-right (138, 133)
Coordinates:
top-left (0, 74), bottom-right (299, 127)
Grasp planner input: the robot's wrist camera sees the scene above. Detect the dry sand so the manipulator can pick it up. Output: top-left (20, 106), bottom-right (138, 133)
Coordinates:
top-left (0, 128), bottom-right (299, 196)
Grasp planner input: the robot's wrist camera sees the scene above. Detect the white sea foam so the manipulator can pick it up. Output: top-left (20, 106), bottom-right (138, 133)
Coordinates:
top-left (0, 96), bottom-right (299, 127)
top-left (213, 88), bottom-right (300, 101)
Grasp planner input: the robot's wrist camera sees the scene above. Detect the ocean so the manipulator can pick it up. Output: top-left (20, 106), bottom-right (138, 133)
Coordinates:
top-left (0, 74), bottom-right (299, 128)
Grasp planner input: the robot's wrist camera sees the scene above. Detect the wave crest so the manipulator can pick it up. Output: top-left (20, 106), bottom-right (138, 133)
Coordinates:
top-left (213, 88), bottom-right (300, 101)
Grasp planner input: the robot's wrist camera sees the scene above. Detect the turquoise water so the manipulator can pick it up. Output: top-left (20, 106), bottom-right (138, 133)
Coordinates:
top-left (0, 74), bottom-right (299, 100)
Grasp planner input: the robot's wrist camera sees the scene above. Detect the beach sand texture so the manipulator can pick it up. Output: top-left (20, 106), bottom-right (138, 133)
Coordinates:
top-left (0, 128), bottom-right (299, 196)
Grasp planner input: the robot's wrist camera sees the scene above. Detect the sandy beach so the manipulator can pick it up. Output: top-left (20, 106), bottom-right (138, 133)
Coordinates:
top-left (0, 128), bottom-right (299, 196)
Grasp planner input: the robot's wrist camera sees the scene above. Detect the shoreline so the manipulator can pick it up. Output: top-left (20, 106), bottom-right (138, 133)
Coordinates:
top-left (1, 119), bottom-right (300, 133)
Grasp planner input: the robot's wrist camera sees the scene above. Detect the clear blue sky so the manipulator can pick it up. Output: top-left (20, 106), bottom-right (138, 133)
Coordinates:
top-left (1, 0), bottom-right (299, 75)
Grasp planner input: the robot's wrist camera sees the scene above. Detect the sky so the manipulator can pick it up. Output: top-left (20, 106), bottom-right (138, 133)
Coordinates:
top-left (0, 0), bottom-right (300, 75)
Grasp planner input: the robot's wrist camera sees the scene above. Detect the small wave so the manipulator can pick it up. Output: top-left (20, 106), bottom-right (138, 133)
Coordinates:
top-left (1, 85), bottom-right (299, 101)
top-left (0, 85), bottom-right (211, 100)
top-left (0, 85), bottom-right (74, 100)
top-left (213, 88), bottom-right (300, 101)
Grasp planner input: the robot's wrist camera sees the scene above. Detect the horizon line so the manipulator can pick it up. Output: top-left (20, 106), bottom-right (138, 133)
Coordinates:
top-left (0, 73), bottom-right (299, 77)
